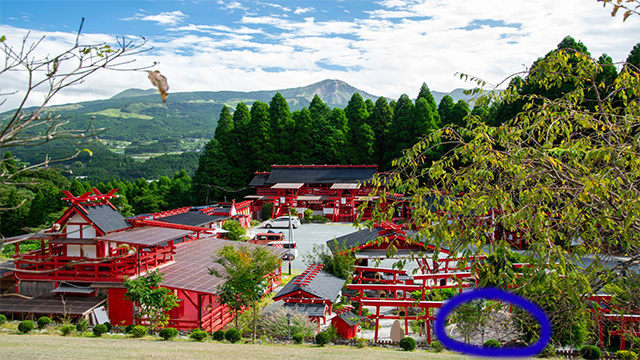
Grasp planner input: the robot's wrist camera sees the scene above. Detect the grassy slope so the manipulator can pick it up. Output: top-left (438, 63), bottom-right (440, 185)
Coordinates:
top-left (0, 333), bottom-right (511, 360)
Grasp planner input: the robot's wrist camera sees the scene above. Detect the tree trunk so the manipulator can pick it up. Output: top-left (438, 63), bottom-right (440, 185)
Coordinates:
top-left (252, 302), bottom-right (257, 342)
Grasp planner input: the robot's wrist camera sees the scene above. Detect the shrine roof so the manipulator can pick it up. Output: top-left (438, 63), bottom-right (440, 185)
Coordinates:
top-left (273, 265), bottom-right (345, 303)
top-left (250, 165), bottom-right (378, 186)
top-left (158, 211), bottom-right (222, 227)
top-left (79, 203), bottom-right (132, 234)
top-left (326, 227), bottom-right (386, 254)
top-left (160, 238), bottom-right (285, 295)
top-left (0, 295), bottom-right (106, 316)
top-left (283, 302), bottom-right (326, 317)
top-left (97, 226), bottom-right (191, 247)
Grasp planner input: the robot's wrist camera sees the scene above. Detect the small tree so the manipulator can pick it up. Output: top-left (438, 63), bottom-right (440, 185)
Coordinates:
top-left (209, 244), bottom-right (281, 342)
top-left (304, 242), bottom-right (356, 280)
top-left (124, 270), bottom-right (178, 333)
top-left (222, 220), bottom-right (247, 241)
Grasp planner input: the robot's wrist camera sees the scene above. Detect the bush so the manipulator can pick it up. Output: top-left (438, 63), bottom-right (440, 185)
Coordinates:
top-left (430, 340), bottom-right (444, 352)
top-left (159, 327), bottom-right (179, 340)
top-left (60, 324), bottom-right (75, 336)
top-left (76, 319), bottom-right (88, 334)
top-left (315, 331), bottom-right (330, 346)
top-left (103, 322), bottom-right (112, 332)
top-left (483, 339), bottom-right (502, 348)
top-left (356, 338), bottom-right (370, 348)
top-left (225, 328), bottom-right (241, 343)
top-left (537, 344), bottom-right (556, 358)
top-left (580, 345), bottom-right (602, 360)
top-left (190, 329), bottom-right (208, 342)
top-left (37, 316), bottom-right (52, 329)
top-left (212, 330), bottom-right (226, 341)
top-left (18, 320), bottom-right (35, 333)
top-left (124, 324), bottom-right (134, 334)
top-left (93, 324), bottom-right (108, 337)
top-left (303, 209), bottom-right (313, 223)
top-left (0, 314), bottom-right (6, 324)
top-left (260, 308), bottom-right (316, 338)
top-left (131, 325), bottom-right (148, 338)
top-left (293, 333), bottom-right (303, 344)
top-left (616, 350), bottom-right (639, 360)
top-left (399, 336), bottom-right (417, 351)
top-left (222, 220), bottom-right (247, 241)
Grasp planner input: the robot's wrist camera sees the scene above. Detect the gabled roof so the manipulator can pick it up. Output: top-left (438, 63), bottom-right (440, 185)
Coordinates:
top-left (160, 237), bottom-right (285, 294)
top-left (283, 302), bottom-right (326, 317)
top-left (251, 165), bottom-right (378, 186)
top-left (158, 211), bottom-right (220, 227)
top-left (327, 227), bottom-right (385, 254)
top-left (78, 203), bottom-right (132, 234)
top-left (97, 226), bottom-right (192, 247)
top-left (249, 173), bottom-right (270, 187)
top-left (273, 265), bottom-right (345, 303)
top-left (335, 311), bottom-right (366, 326)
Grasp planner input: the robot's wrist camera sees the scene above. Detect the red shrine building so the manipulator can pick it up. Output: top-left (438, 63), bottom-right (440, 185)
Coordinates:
top-left (0, 189), bottom-right (281, 331)
top-left (248, 165), bottom-right (379, 222)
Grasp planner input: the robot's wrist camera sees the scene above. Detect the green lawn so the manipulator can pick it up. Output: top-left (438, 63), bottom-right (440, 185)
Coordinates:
top-left (0, 332), bottom-right (530, 360)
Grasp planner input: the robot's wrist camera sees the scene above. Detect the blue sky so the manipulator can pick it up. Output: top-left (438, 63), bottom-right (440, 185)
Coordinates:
top-left (1, 0), bottom-right (639, 109)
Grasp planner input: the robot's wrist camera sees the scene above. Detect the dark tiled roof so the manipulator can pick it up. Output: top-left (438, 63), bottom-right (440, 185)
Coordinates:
top-left (81, 204), bottom-right (132, 234)
top-left (97, 226), bottom-right (192, 247)
top-left (0, 295), bottom-right (106, 315)
top-left (283, 302), bottom-right (326, 317)
top-left (257, 165), bottom-right (377, 185)
top-left (336, 311), bottom-right (366, 326)
top-left (158, 212), bottom-right (219, 227)
top-left (161, 238), bottom-right (284, 294)
top-left (327, 227), bottom-right (385, 254)
top-left (249, 173), bottom-right (270, 187)
top-left (274, 268), bottom-right (345, 303)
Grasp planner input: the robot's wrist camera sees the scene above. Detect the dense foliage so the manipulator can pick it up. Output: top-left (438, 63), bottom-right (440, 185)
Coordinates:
top-left (124, 271), bottom-right (179, 333)
top-left (364, 37), bottom-right (640, 348)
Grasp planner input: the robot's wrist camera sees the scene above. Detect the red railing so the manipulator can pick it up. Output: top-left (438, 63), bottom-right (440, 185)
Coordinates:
top-left (14, 245), bottom-right (175, 282)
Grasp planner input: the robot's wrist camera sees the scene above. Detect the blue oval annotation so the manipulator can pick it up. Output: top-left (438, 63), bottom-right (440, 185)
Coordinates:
top-left (434, 287), bottom-right (551, 357)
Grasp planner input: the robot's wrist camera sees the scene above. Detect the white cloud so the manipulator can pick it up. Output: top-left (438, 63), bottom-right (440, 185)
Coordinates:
top-left (294, 7), bottom-right (315, 15)
top-left (217, 1), bottom-right (248, 12)
top-left (2, 0), bottom-right (639, 112)
top-left (123, 11), bottom-right (188, 26)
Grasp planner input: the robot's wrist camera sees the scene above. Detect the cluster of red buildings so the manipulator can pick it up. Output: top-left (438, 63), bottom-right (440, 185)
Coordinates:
top-left (0, 189), bottom-right (280, 331)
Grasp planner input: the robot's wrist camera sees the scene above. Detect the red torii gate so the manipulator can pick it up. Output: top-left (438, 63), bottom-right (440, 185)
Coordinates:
top-left (359, 299), bottom-right (443, 342)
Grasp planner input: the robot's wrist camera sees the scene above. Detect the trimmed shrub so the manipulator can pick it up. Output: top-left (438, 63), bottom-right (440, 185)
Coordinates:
top-left (93, 324), bottom-right (108, 337)
top-left (36, 316), bottom-right (52, 329)
top-left (315, 331), bottom-right (330, 346)
top-left (537, 344), bottom-right (556, 358)
top-left (18, 320), bottom-right (35, 333)
top-left (356, 338), bottom-right (369, 348)
top-left (430, 340), bottom-right (444, 352)
top-left (580, 345), bottom-right (602, 360)
top-left (293, 333), bottom-right (303, 344)
top-left (225, 328), bottom-right (241, 343)
top-left (103, 322), bottom-right (112, 332)
top-left (0, 314), bottom-right (6, 324)
top-left (483, 339), bottom-right (502, 348)
top-left (616, 350), bottom-right (639, 360)
top-left (131, 325), bottom-right (148, 338)
top-left (159, 327), bottom-right (179, 340)
top-left (212, 330), bottom-right (225, 341)
top-left (60, 324), bottom-right (75, 336)
top-left (189, 329), bottom-right (208, 342)
top-left (399, 336), bottom-right (417, 351)
top-left (75, 319), bottom-right (88, 334)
